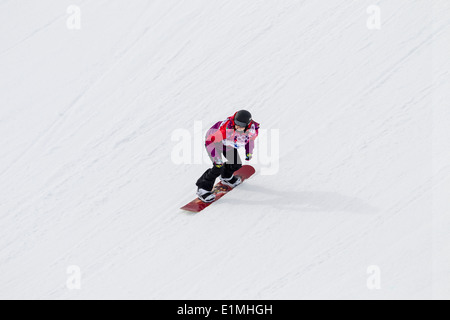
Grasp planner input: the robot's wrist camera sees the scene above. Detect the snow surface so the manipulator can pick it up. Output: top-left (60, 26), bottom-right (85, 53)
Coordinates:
top-left (0, 0), bottom-right (449, 300)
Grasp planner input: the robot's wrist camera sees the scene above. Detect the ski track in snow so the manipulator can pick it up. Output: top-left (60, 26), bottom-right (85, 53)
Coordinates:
top-left (0, 0), bottom-right (449, 299)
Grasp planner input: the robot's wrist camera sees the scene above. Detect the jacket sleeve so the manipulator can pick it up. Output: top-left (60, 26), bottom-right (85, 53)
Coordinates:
top-left (205, 123), bottom-right (227, 159)
top-left (245, 122), bottom-right (260, 155)
top-left (245, 137), bottom-right (256, 155)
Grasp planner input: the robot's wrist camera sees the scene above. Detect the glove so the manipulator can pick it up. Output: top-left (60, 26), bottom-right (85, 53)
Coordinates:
top-left (213, 158), bottom-right (224, 168)
top-left (245, 153), bottom-right (253, 161)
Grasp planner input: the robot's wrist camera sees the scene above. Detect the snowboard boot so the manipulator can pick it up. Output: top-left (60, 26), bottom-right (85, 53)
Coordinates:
top-left (220, 175), bottom-right (242, 188)
top-left (197, 188), bottom-right (216, 203)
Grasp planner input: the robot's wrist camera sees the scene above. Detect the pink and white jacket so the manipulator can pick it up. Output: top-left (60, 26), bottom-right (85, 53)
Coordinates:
top-left (205, 113), bottom-right (260, 159)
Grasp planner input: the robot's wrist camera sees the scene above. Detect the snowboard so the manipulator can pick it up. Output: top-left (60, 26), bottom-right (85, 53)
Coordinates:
top-left (181, 165), bottom-right (256, 213)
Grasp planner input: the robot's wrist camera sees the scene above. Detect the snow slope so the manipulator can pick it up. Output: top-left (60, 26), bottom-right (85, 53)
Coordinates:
top-left (0, 0), bottom-right (449, 299)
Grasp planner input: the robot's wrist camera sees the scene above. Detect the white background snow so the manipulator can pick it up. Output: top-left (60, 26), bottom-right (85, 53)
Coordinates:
top-left (0, 0), bottom-right (449, 300)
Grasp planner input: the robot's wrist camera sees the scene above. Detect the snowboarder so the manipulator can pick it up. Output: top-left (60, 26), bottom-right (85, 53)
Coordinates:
top-left (196, 110), bottom-right (260, 203)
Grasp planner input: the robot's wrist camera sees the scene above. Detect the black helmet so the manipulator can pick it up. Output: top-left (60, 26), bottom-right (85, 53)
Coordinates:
top-left (234, 110), bottom-right (252, 128)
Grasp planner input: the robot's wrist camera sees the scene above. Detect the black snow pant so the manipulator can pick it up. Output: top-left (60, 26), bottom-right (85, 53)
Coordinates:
top-left (196, 146), bottom-right (242, 191)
